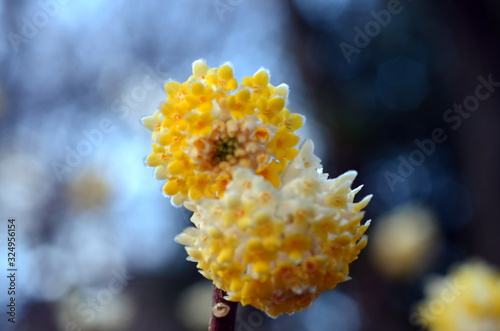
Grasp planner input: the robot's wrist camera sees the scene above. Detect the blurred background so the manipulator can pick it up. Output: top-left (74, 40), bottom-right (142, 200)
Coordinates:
top-left (1, 0), bottom-right (499, 330)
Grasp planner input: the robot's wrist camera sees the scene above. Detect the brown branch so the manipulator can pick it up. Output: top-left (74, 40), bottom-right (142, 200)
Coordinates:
top-left (209, 285), bottom-right (238, 331)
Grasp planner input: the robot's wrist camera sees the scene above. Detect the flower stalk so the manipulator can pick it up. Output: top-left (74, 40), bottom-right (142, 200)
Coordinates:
top-left (210, 285), bottom-right (238, 331)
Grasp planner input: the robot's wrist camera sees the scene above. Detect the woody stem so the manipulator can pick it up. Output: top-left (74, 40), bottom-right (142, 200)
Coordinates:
top-left (209, 285), bottom-right (238, 331)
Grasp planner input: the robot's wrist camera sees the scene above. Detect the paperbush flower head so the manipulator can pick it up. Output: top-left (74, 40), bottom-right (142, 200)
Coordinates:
top-left (175, 140), bottom-right (372, 317)
top-left (142, 60), bottom-right (304, 205)
top-left (414, 260), bottom-right (500, 331)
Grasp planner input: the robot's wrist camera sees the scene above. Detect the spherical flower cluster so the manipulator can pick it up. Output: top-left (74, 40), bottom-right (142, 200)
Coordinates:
top-left (176, 140), bottom-right (372, 317)
top-left (414, 260), bottom-right (500, 331)
top-left (142, 60), bottom-right (303, 205)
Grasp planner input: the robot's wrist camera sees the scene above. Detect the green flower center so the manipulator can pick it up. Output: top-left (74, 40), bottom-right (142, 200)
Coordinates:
top-left (213, 138), bottom-right (238, 164)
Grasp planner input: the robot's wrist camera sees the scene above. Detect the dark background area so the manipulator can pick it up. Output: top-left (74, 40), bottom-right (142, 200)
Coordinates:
top-left (0, 0), bottom-right (499, 330)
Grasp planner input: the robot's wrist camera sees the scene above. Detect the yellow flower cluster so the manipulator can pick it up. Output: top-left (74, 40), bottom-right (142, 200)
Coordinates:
top-left (414, 260), bottom-right (500, 331)
top-left (176, 140), bottom-right (372, 317)
top-left (144, 60), bottom-right (372, 317)
top-left (142, 60), bottom-right (303, 205)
